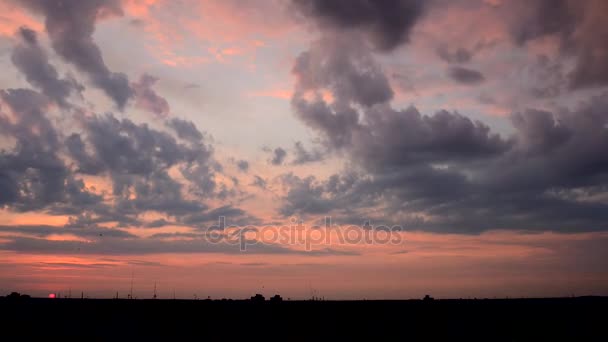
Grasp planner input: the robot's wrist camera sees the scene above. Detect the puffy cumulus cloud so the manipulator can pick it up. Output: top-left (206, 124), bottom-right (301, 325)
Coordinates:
top-left (349, 107), bottom-right (508, 169)
top-left (10, 27), bottom-right (83, 107)
top-left (447, 66), bottom-right (485, 85)
top-left (0, 88), bottom-right (102, 213)
top-left (67, 112), bottom-right (222, 207)
top-left (278, 173), bottom-right (336, 217)
top-left (290, 37), bottom-right (394, 150)
top-left (292, 141), bottom-right (324, 165)
top-left (292, 0), bottom-right (427, 51)
top-left (509, 0), bottom-right (577, 46)
top-left (270, 147), bottom-right (287, 165)
top-left (250, 175), bottom-right (267, 189)
top-left (291, 38), bottom-right (505, 160)
top-left (0, 82), bottom-right (259, 253)
top-left (165, 117), bottom-right (204, 144)
top-left (236, 159), bottom-right (249, 172)
top-left (132, 74), bottom-right (170, 118)
top-left (70, 114), bottom-right (205, 177)
top-left (284, 31), bottom-right (608, 233)
top-left (507, 0), bottom-right (608, 89)
top-left (293, 37), bottom-right (393, 107)
top-left (16, 0), bottom-right (133, 108)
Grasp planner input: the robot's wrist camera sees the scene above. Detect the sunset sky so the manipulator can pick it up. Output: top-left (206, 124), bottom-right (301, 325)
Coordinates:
top-left (1, 0), bottom-right (608, 300)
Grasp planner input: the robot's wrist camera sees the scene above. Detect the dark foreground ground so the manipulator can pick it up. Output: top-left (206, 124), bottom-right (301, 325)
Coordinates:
top-left (0, 296), bottom-right (606, 341)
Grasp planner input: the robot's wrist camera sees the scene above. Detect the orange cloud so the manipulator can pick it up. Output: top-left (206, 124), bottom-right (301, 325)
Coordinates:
top-left (0, 209), bottom-right (69, 226)
top-left (247, 88), bottom-right (292, 100)
top-left (0, 2), bottom-right (42, 37)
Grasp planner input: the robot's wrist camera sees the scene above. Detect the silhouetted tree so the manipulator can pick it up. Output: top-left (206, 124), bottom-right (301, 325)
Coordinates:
top-left (6, 292), bottom-right (30, 300)
top-left (250, 294), bottom-right (265, 302)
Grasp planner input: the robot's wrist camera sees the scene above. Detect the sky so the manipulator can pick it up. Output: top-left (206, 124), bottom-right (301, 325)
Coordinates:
top-left (1, 0), bottom-right (607, 300)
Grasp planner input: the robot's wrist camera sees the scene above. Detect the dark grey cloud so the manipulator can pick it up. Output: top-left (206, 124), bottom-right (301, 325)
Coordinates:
top-left (0, 235), bottom-right (306, 255)
top-left (285, 32), bottom-right (608, 233)
top-left (448, 66), bottom-right (485, 85)
top-left (507, 0), bottom-right (608, 89)
top-left (65, 133), bottom-right (105, 174)
top-left (180, 205), bottom-right (259, 227)
top-left (291, 96), bottom-right (360, 150)
top-left (270, 147), bottom-right (287, 165)
top-left (292, 43), bottom-right (504, 161)
top-left (11, 27), bottom-right (82, 107)
top-left (293, 37), bottom-right (394, 107)
top-left (132, 74), bottom-right (170, 118)
top-left (291, 37), bottom-right (395, 149)
top-left (166, 117), bottom-right (204, 144)
top-left (71, 113), bottom-right (205, 177)
top-left (292, 141), bottom-right (324, 164)
top-left (509, 0), bottom-right (576, 46)
top-left (0, 224), bottom-right (134, 239)
top-left (436, 45), bottom-right (472, 64)
top-left (144, 219), bottom-right (172, 228)
top-left (18, 0), bottom-right (133, 108)
top-left (236, 159), bottom-right (249, 172)
top-left (0, 87), bottom-right (267, 259)
top-left (67, 113), bottom-right (223, 217)
top-left (292, 0), bottom-right (427, 51)
top-left (528, 55), bottom-right (565, 98)
top-left (250, 175), bottom-right (267, 190)
top-left (0, 88), bottom-right (102, 212)
top-left (352, 107), bottom-right (507, 169)
top-left (279, 173), bottom-right (336, 217)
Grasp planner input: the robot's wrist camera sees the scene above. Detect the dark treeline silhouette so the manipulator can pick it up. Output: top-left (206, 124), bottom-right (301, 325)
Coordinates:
top-left (0, 295), bottom-right (606, 341)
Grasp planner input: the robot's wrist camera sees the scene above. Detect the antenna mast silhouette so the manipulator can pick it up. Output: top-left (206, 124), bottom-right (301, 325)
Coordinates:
top-left (129, 271), bottom-right (134, 299)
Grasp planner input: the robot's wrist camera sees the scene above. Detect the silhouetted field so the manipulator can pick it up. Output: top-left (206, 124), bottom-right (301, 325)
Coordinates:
top-left (1, 296), bottom-right (606, 341)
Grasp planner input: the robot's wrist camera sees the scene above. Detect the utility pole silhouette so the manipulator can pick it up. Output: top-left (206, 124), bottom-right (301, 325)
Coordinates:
top-left (153, 282), bottom-right (157, 300)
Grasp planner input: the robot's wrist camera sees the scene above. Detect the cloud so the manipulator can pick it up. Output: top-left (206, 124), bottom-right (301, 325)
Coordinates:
top-left (447, 66), bottom-right (485, 85)
top-left (0, 88), bottom-right (102, 212)
top-left (436, 45), bottom-right (473, 64)
top-left (509, 0), bottom-right (576, 46)
top-left (507, 0), bottom-right (608, 89)
top-left (285, 30), bottom-right (608, 233)
top-left (180, 205), bottom-right (258, 227)
top-left (290, 36), bottom-right (396, 149)
top-left (10, 27), bottom-right (82, 107)
top-left (236, 159), bottom-right (249, 172)
top-left (66, 112), bottom-right (224, 217)
top-left (18, 0), bottom-right (133, 108)
top-left (293, 37), bottom-right (394, 107)
top-left (0, 224), bottom-right (134, 238)
top-left (132, 74), bottom-right (170, 118)
top-left (292, 0), bottom-right (427, 51)
top-left (0, 235), bottom-right (305, 255)
top-left (292, 141), bottom-right (324, 164)
top-left (278, 173), bottom-right (335, 217)
top-left (250, 175), bottom-right (267, 189)
top-left (270, 147), bottom-right (287, 165)
top-left (166, 117), bottom-right (204, 144)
